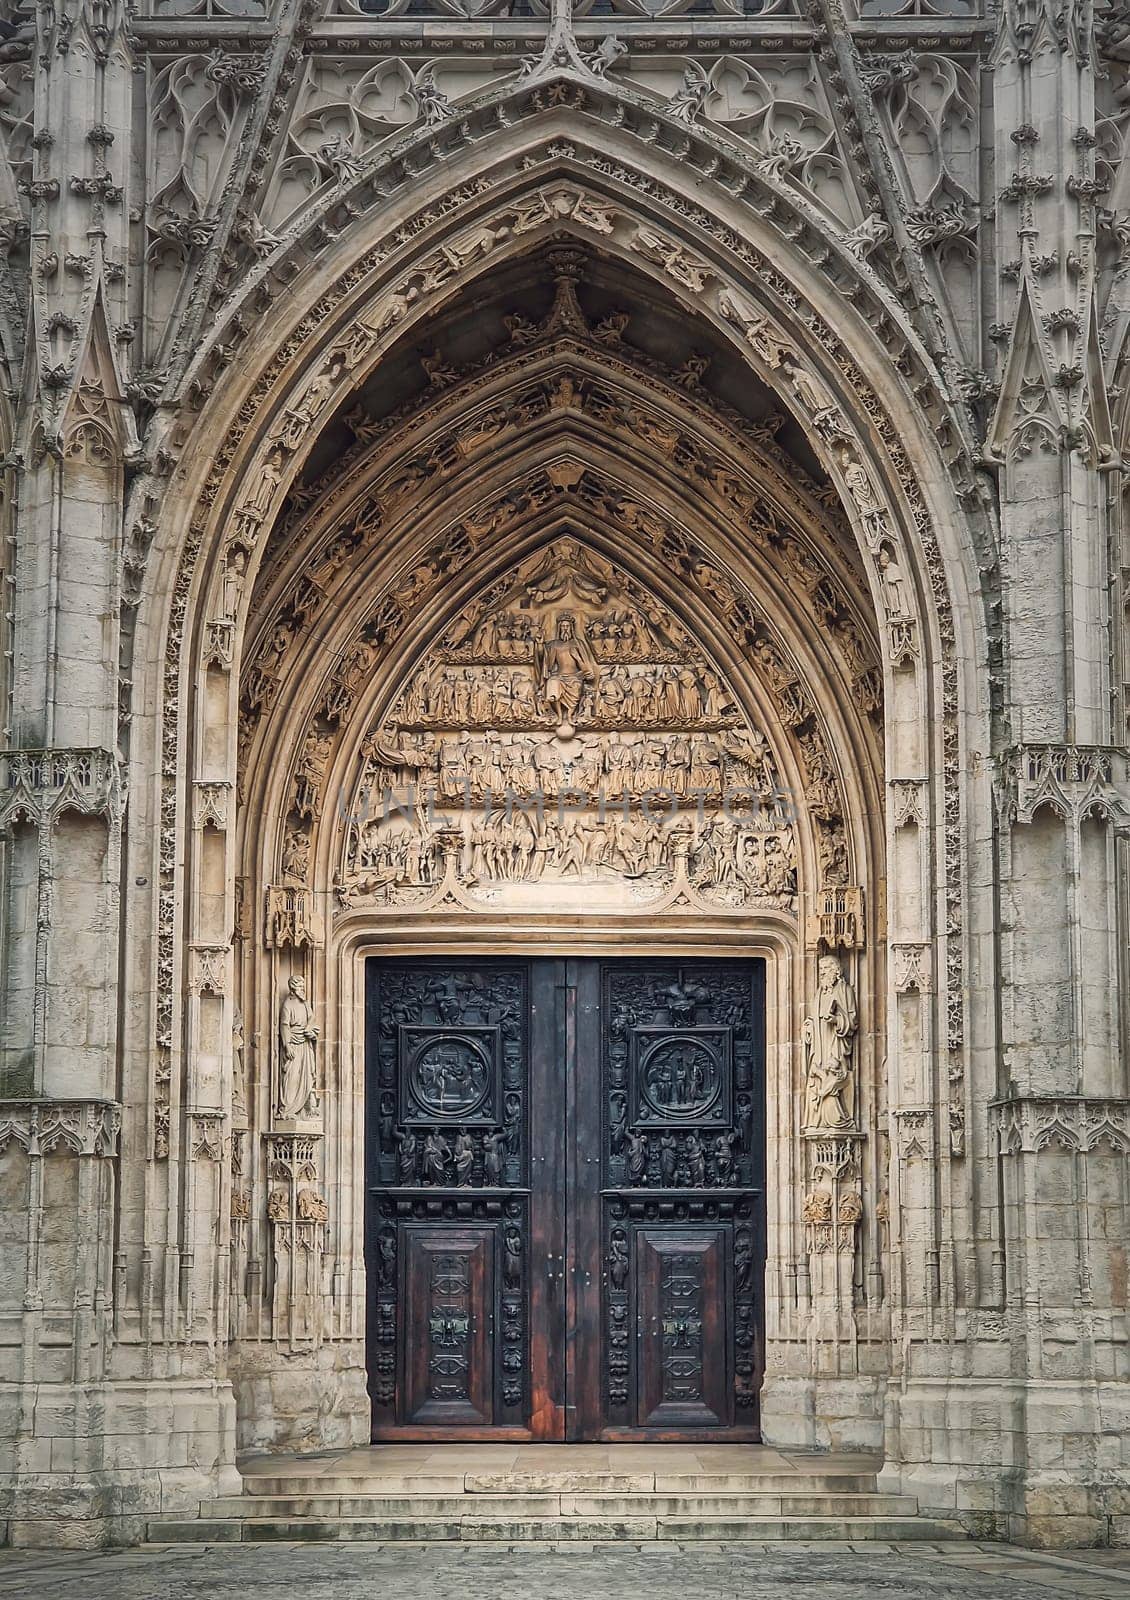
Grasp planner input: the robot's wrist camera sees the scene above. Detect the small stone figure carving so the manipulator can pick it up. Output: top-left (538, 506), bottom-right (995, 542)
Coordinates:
top-left (626, 1130), bottom-right (649, 1184)
top-left (533, 611), bottom-right (599, 737)
top-left (659, 1132), bottom-right (678, 1185)
top-left (277, 975), bottom-right (319, 1121)
top-left (397, 1128), bottom-right (418, 1182)
top-left (877, 543), bottom-right (910, 618)
top-left (422, 1130), bottom-right (450, 1183)
top-left (609, 1229), bottom-right (629, 1291)
top-left (484, 1128), bottom-right (507, 1185)
top-left (297, 1186), bottom-right (329, 1221)
top-left (802, 955), bottom-right (859, 1132)
top-left (281, 827), bottom-right (310, 883)
top-left (454, 1130), bottom-right (475, 1186)
top-left (504, 1225), bottom-right (523, 1287)
top-left (231, 1004), bottom-right (247, 1123)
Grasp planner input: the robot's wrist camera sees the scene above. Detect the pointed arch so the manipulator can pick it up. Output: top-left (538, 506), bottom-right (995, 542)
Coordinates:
top-left (115, 119), bottom-right (995, 1455)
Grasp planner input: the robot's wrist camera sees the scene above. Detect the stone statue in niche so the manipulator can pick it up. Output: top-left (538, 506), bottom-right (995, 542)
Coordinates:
top-left (277, 975), bottom-right (320, 1123)
top-left (231, 1004), bottom-right (247, 1125)
top-left (877, 543), bottom-right (910, 619)
top-left (802, 954), bottom-right (859, 1132)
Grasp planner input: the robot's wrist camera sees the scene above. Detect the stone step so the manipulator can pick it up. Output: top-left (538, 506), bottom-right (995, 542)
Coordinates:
top-left (207, 1491), bottom-right (920, 1520)
top-left (238, 1471), bottom-right (880, 1497)
top-left (210, 1494), bottom-right (566, 1518)
top-left (147, 1512), bottom-right (966, 1544)
top-left (653, 1474), bottom-right (878, 1494)
top-left (654, 1517), bottom-right (965, 1543)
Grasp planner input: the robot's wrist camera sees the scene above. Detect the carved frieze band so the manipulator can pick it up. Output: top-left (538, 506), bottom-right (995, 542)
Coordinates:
top-left (0, 748), bottom-right (124, 830)
top-left (0, 1099), bottom-right (122, 1158)
top-left (994, 1097), bottom-right (1130, 1156)
top-left (998, 745), bottom-right (1129, 828)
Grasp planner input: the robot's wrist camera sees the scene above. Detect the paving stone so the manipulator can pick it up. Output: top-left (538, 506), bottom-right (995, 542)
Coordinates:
top-left (0, 1543), bottom-right (1117, 1598)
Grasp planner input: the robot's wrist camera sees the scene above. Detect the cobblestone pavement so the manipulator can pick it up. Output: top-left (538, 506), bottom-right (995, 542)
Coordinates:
top-left (3, 1542), bottom-right (1130, 1600)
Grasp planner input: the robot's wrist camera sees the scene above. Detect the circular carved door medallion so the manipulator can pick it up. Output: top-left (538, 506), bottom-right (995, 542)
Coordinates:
top-left (637, 1035), bottom-right (724, 1122)
top-left (409, 1034), bottom-right (492, 1118)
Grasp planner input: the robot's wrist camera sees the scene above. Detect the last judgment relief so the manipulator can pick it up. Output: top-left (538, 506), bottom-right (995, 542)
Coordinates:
top-left (336, 537), bottom-right (812, 912)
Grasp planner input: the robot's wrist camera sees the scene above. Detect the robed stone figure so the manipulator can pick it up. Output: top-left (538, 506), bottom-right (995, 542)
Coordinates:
top-left (277, 975), bottom-right (320, 1121)
top-left (533, 612), bottom-right (599, 737)
top-left (802, 955), bottom-right (858, 1132)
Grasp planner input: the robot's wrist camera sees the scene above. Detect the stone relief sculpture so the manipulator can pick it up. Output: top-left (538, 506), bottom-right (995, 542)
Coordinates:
top-left (335, 535), bottom-right (800, 912)
top-left (277, 975), bottom-right (321, 1123)
top-left (802, 954), bottom-right (859, 1132)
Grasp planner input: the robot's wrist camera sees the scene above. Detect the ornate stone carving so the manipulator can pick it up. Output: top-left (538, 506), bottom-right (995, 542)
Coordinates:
top-left (188, 944), bottom-right (227, 997)
top-left (192, 780), bottom-right (231, 830)
top-left (806, 886), bottom-right (865, 950)
top-left (1000, 744), bottom-right (1129, 828)
top-left (0, 747), bottom-right (123, 831)
top-left (890, 778), bottom-right (927, 828)
top-left (893, 942), bottom-right (931, 994)
top-left (337, 536), bottom-right (800, 914)
top-left (802, 955), bottom-right (859, 1133)
top-left (0, 1099), bottom-right (121, 1157)
top-left (264, 886), bottom-right (316, 948)
top-left (995, 1098), bottom-right (1130, 1155)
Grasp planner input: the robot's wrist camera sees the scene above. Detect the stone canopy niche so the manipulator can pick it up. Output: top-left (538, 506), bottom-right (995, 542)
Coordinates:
top-left (335, 535), bottom-right (801, 914)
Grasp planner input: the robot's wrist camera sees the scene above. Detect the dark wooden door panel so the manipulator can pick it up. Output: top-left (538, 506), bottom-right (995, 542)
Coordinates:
top-left (367, 955), bottom-right (764, 1443)
top-left (367, 959), bottom-right (552, 1438)
top-left (402, 1226), bottom-right (494, 1426)
top-left (591, 960), bottom-right (765, 1440)
top-left (635, 1226), bottom-right (730, 1429)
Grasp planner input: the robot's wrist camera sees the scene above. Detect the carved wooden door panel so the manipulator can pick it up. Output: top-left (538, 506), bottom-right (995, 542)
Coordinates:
top-left (568, 958), bottom-right (765, 1441)
top-left (366, 958), bottom-right (565, 1440)
top-left (366, 956), bottom-right (763, 1441)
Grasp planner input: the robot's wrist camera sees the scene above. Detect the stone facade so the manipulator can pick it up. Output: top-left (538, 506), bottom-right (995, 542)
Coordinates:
top-left (0, 0), bottom-right (1129, 1554)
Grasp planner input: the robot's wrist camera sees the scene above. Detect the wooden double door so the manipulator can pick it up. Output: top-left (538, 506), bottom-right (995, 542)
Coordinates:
top-left (365, 956), bottom-right (765, 1441)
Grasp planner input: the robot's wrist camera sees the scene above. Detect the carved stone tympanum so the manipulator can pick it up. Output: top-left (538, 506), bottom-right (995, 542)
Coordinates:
top-left (337, 535), bottom-right (798, 913)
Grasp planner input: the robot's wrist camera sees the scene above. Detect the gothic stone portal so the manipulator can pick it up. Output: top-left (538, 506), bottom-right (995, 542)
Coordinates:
top-left (365, 958), bottom-right (766, 1441)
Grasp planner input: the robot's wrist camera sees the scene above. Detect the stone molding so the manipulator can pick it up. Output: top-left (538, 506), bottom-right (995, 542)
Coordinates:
top-left (0, 747), bottom-right (124, 830)
top-left (993, 1096), bottom-right (1130, 1155)
top-left (0, 1098), bottom-right (123, 1157)
top-left (997, 744), bottom-right (1130, 828)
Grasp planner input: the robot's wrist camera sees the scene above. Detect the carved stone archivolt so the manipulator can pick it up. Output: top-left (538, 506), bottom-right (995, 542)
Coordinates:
top-left (143, 156), bottom-right (966, 1145)
top-left (121, 106), bottom-right (980, 1432)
